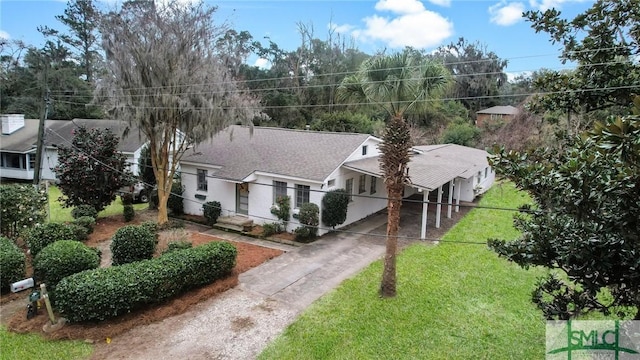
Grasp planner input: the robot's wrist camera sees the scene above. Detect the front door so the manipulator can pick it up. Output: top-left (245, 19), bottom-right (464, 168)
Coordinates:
top-left (236, 183), bottom-right (249, 215)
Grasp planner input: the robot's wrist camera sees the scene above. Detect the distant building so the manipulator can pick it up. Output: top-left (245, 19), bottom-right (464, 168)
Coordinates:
top-left (475, 105), bottom-right (519, 127)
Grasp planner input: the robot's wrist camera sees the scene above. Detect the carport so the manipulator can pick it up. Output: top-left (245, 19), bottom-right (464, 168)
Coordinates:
top-left (343, 144), bottom-right (494, 239)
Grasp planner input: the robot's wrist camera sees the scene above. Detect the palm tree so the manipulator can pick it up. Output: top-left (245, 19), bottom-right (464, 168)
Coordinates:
top-left (338, 51), bottom-right (450, 297)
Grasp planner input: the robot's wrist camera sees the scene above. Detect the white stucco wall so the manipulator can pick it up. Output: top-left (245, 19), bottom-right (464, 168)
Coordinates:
top-left (181, 163), bottom-right (235, 217)
top-left (458, 165), bottom-right (495, 202)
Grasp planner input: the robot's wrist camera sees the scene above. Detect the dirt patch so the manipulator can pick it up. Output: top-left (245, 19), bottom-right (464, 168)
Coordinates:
top-left (2, 211), bottom-right (283, 342)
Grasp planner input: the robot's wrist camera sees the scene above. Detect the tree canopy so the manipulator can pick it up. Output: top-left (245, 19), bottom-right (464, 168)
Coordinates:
top-left (96, 0), bottom-right (262, 224)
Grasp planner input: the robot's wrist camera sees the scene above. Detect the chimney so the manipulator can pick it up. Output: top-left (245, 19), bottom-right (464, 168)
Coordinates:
top-left (1, 114), bottom-right (26, 135)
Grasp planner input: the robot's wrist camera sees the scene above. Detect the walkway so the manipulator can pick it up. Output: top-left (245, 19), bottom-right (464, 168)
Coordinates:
top-left (94, 213), bottom-right (388, 360)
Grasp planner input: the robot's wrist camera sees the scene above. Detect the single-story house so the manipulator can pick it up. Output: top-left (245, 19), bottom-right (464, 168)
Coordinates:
top-left (475, 105), bottom-right (519, 127)
top-left (0, 114), bottom-right (146, 182)
top-left (181, 125), bottom-right (494, 239)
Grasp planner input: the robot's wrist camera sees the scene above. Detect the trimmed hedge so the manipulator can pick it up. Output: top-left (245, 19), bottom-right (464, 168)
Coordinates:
top-left (203, 201), bottom-right (222, 226)
top-left (33, 240), bottom-right (100, 292)
top-left (0, 236), bottom-right (26, 291)
top-left (123, 204), bottom-right (135, 222)
top-left (26, 223), bottom-right (81, 257)
top-left (73, 216), bottom-right (96, 234)
top-left (110, 224), bottom-right (157, 266)
top-left (162, 240), bottom-right (192, 255)
top-left (71, 205), bottom-right (98, 219)
top-left (55, 241), bottom-right (237, 322)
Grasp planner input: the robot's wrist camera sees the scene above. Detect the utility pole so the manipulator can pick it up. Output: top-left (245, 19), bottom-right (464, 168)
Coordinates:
top-left (33, 88), bottom-right (50, 187)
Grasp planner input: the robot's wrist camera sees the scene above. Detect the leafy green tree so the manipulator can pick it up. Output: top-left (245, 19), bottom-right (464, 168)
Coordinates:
top-left (137, 144), bottom-right (156, 189)
top-left (441, 121), bottom-right (481, 146)
top-left (310, 111), bottom-right (383, 134)
top-left (38, 0), bottom-right (102, 83)
top-left (488, 109), bottom-right (640, 320)
top-left (525, 0), bottom-right (640, 115)
top-left (96, 1), bottom-right (261, 225)
top-left (431, 37), bottom-right (508, 115)
top-left (321, 189), bottom-right (349, 228)
top-left (338, 50), bottom-right (450, 297)
top-left (0, 184), bottom-right (48, 238)
top-left (53, 125), bottom-right (131, 212)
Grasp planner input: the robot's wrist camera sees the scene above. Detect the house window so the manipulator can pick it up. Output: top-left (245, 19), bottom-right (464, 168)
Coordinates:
top-left (28, 154), bottom-right (35, 170)
top-left (370, 176), bottom-right (377, 195)
top-left (477, 171), bottom-right (482, 184)
top-left (358, 174), bottom-right (366, 194)
top-left (327, 179), bottom-right (335, 187)
top-left (273, 181), bottom-right (288, 203)
top-left (295, 184), bottom-right (310, 208)
top-left (485, 167), bottom-right (488, 178)
top-left (362, 145), bottom-right (368, 156)
top-left (197, 169), bottom-right (208, 191)
top-left (1, 153), bottom-right (25, 169)
top-left (345, 178), bottom-right (354, 202)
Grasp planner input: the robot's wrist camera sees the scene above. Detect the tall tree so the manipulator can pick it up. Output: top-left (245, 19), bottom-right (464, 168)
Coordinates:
top-left (431, 37), bottom-right (508, 115)
top-left (53, 125), bottom-right (130, 212)
top-left (96, 0), bottom-right (262, 225)
top-left (338, 51), bottom-right (450, 297)
top-left (488, 100), bottom-right (640, 320)
top-left (38, 0), bottom-right (102, 83)
top-left (525, 0), bottom-right (640, 115)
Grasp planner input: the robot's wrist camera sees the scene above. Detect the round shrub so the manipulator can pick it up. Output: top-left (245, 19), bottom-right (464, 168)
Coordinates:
top-left (71, 205), bottom-right (98, 219)
top-left (322, 189), bottom-right (349, 228)
top-left (168, 181), bottom-right (184, 215)
top-left (0, 236), bottom-right (26, 291)
top-left (73, 216), bottom-right (96, 234)
top-left (55, 241), bottom-right (237, 322)
top-left (203, 201), bottom-right (221, 226)
top-left (123, 204), bottom-right (135, 222)
top-left (33, 240), bottom-right (100, 292)
top-left (110, 224), bottom-right (157, 265)
top-left (26, 223), bottom-right (80, 257)
top-left (67, 223), bottom-right (89, 241)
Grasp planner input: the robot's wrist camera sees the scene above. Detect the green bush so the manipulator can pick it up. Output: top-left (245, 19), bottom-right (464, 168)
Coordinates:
top-left (110, 224), bottom-right (157, 266)
top-left (158, 219), bottom-right (185, 231)
top-left (71, 205), bottom-right (98, 219)
top-left (203, 201), bottom-right (222, 226)
top-left (322, 189), bottom-right (349, 228)
top-left (0, 236), bottom-right (26, 291)
top-left (26, 223), bottom-right (80, 257)
top-left (296, 203), bottom-right (319, 241)
top-left (148, 189), bottom-right (158, 210)
top-left (123, 204), bottom-right (135, 222)
top-left (441, 122), bottom-right (481, 146)
top-left (73, 216), bottom-right (95, 234)
top-left (262, 222), bottom-right (283, 237)
top-left (270, 196), bottom-right (291, 225)
top-left (33, 240), bottom-right (99, 293)
top-left (67, 223), bottom-right (89, 241)
top-left (140, 220), bottom-right (159, 234)
top-left (162, 240), bottom-right (193, 255)
top-left (55, 241), bottom-right (237, 322)
top-left (168, 181), bottom-right (184, 215)
top-left (0, 184), bottom-right (48, 238)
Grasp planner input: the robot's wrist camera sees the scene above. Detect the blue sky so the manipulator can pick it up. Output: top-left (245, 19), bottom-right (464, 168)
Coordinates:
top-left (0, 0), bottom-right (593, 77)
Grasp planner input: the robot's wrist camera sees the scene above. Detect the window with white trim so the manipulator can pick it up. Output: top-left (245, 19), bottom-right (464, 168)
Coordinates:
top-left (327, 179), bottom-right (335, 187)
top-left (197, 169), bottom-right (208, 191)
top-left (370, 176), bottom-right (377, 195)
top-left (295, 184), bottom-right (310, 208)
top-left (362, 145), bottom-right (368, 156)
top-left (358, 174), bottom-right (366, 194)
top-left (273, 181), bottom-right (287, 203)
top-left (345, 178), bottom-right (354, 202)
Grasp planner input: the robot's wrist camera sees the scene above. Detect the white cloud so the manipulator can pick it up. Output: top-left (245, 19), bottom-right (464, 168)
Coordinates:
top-left (528, 0), bottom-right (590, 11)
top-left (506, 70), bottom-right (532, 82)
top-left (253, 58), bottom-right (271, 70)
top-left (427, 0), bottom-right (452, 6)
top-left (489, 2), bottom-right (525, 26)
top-left (329, 23), bottom-right (355, 34)
top-left (375, 0), bottom-right (425, 14)
top-left (0, 30), bottom-right (10, 40)
top-left (335, 0), bottom-right (453, 50)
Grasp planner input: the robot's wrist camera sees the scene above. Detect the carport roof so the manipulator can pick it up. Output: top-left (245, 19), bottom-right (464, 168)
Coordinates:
top-left (343, 144), bottom-right (490, 191)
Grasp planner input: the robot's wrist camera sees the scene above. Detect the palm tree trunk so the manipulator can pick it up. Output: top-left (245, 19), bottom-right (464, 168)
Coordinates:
top-left (380, 185), bottom-right (403, 297)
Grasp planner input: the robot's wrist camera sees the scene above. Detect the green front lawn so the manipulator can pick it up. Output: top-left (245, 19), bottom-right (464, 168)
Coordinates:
top-left (0, 326), bottom-right (92, 360)
top-left (260, 182), bottom-right (548, 359)
top-left (47, 185), bottom-right (148, 223)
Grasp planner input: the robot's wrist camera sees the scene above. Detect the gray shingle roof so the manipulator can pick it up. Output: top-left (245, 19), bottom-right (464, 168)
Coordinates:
top-left (182, 125), bottom-right (371, 182)
top-left (1, 118), bottom-right (145, 154)
top-left (476, 105), bottom-right (519, 115)
top-left (343, 144), bottom-right (490, 191)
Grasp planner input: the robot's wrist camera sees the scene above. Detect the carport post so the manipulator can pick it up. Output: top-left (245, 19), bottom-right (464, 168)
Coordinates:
top-left (421, 190), bottom-right (429, 240)
top-left (436, 185), bottom-right (443, 228)
top-left (455, 178), bottom-right (461, 212)
top-left (447, 180), bottom-right (454, 218)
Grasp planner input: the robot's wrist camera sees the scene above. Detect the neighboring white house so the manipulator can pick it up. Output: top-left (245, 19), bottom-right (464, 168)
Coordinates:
top-left (0, 115), bottom-right (146, 182)
top-left (181, 125), bottom-right (494, 238)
